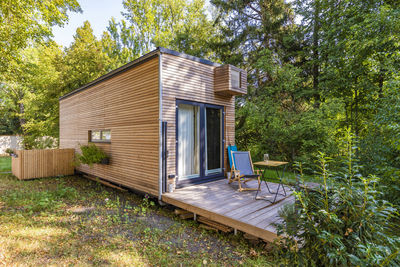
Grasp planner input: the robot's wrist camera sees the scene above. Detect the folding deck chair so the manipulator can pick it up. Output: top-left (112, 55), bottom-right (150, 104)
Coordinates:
top-left (229, 150), bottom-right (261, 191)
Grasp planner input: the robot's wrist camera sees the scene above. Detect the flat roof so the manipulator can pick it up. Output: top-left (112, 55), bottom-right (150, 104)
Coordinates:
top-left (59, 47), bottom-right (221, 101)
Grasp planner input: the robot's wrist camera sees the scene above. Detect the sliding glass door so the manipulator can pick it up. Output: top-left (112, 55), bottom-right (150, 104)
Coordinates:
top-left (176, 100), bottom-right (224, 183)
top-left (177, 104), bottom-right (200, 179)
top-left (205, 107), bottom-right (222, 175)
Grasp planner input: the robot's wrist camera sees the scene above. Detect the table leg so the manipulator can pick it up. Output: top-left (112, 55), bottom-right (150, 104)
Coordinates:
top-left (260, 167), bottom-right (274, 194)
top-left (274, 165), bottom-right (287, 197)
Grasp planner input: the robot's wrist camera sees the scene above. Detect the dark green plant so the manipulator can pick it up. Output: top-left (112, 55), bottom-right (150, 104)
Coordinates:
top-left (5, 148), bottom-right (14, 156)
top-left (274, 134), bottom-right (400, 266)
top-left (76, 143), bottom-right (108, 167)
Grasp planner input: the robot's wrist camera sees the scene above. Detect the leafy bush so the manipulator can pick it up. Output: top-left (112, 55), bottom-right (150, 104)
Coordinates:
top-left (274, 136), bottom-right (400, 266)
top-left (5, 148), bottom-right (13, 155)
top-left (76, 143), bottom-right (108, 167)
top-left (359, 84), bottom-right (400, 207)
top-left (22, 135), bottom-right (58, 150)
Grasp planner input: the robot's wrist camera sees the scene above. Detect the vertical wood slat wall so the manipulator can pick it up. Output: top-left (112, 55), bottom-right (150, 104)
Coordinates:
top-left (161, 54), bottom-right (236, 178)
top-left (11, 149), bottom-right (75, 180)
top-left (59, 57), bottom-right (160, 196)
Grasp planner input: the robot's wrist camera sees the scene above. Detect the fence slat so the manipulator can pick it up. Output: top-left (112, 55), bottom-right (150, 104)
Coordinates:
top-left (11, 149), bottom-right (75, 180)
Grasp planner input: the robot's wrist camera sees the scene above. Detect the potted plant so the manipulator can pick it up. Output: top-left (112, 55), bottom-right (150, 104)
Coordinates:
top-left (76, 143), bottom-right (110, 167)
top-left (100, 157), bottom-right (110, 165)
top-left (5, 148), bottom-right (13, 156)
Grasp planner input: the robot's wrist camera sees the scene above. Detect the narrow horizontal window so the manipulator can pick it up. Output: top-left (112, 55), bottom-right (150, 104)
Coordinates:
top-left (90, 130), bottom-right (111, 143)
top-left (231, 70), bottom-right (241, 89)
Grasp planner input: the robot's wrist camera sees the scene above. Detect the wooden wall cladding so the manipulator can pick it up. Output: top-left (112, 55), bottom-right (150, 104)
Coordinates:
top-left (161, 54), bottom-right (236, 179)
top-left (11, 149), bottom-right (75, 180)
top-left (214, 64), bottom-right (247, 96)
top-left (59, 57), bottom-right (160, 196)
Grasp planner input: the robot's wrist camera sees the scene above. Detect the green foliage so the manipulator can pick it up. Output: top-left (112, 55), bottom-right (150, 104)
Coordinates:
top-left (4, 148), bottom-right (13, 156)
top-left (235, 49), bottom-right (342, 164)
top-left (295, 0), bottom-right (400, 135)
top-left (0, 104), bottom-right (20, 135)
top-left (0, 157), bottom-right (11, 172)
top-left (76, 143), bottom-right (109, 167)
top-left (1, 181), bottom-right (78, 213)
top-left (0, 0), bottom-right (81, 74)
top-left (134, 195), bottom-right (155, 216)
top-left (1, 22), bottom-right (122, 146)
top-left (360, 77), bottom-right (400, 206)
top-left (61, 21), bottom-right (122, 93)
top-left (275, 138), bottom-right (400, 266)
top-left (108, 0), bottom-right (217, 58)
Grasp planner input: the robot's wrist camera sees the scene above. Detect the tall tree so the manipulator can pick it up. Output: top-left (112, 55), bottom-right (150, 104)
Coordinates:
top-left (61, 21), bottom-right (121, 94)
top-left (0, 0), bottom-right (81, 74)
top-left (0, 21), bottom-right (122, 148)
top-left (19, 43), bottom-right (64, 147)
top-left (108, 0), bottom-right (216, 59)
top-left (296, 0), bottom-right (400, 135)
top-left (210, 0), bottom-right (339, 162)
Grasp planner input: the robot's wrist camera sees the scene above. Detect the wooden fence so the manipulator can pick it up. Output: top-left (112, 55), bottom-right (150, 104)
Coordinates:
top-left (11, 149), bottom-right (75, 180)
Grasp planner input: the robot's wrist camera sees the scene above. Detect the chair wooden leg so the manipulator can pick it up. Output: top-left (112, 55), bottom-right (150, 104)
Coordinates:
top-left (228, 171), bottom-right (234, 184)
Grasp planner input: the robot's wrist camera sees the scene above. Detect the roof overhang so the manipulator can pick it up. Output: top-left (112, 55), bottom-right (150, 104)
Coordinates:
top-left (59, 47), bottom-right (220, 101)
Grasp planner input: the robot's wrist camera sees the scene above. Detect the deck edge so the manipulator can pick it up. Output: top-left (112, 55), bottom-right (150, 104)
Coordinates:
top-left (162, 194), bottom-right (278, 242)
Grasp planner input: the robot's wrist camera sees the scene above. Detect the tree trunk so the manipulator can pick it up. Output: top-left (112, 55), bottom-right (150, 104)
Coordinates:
top-left (312, 0), bottom-right (320, 107)
top-left (18, 102), bottom-right (30, 149)
top-left (18, 102), bottom-right (26, 131)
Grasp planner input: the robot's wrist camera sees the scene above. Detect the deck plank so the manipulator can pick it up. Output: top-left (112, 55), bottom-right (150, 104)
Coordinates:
top-left (162, 179), bottom-right (295, 242)
top-left (222, 184), bottom-right (281, 217)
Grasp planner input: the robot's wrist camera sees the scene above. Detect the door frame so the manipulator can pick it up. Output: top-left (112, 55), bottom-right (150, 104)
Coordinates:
top-left (175, 99), bottom-right (225, 187)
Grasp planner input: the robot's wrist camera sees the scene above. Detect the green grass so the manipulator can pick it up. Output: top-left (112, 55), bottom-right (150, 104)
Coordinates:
top-left (0, 173), bottom-right (276, 266)
top-left (0, 156), bottom-right (11, 172)
top-left (256, 167), bottom-right (320, 185)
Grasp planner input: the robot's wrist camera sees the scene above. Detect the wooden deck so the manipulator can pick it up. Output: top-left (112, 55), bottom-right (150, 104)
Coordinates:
top-left (162, 179), bottom-right (295, 242)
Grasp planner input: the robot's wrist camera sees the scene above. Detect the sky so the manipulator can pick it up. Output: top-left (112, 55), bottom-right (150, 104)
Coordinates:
top-left (52, 0), bottom-right (125, 47)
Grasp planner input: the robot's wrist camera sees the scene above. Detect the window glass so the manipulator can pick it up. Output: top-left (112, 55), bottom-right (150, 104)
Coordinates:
top-left (231, 70), bottom-right (240, 88)
top-left (178, 104), bottom-right (200, 179)
top-left (102, 130), bottom-right (111, 140)
top-left (90, 130), bottom-right (111, 142)
top-left (91, 130), bottom-right (101, 141)
top-left (205, 107), bottom-right (222, 175)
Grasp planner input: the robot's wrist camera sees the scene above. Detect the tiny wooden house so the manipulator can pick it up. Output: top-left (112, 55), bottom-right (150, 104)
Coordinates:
top-left (59, 48), bottom-right (247, 199)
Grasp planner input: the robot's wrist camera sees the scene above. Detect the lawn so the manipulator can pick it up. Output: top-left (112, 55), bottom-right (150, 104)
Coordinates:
top-left (0, 156), bottom-right (11, 172)
top-left (256, 167), bottom-right (320, 185)
top-left (0, 173), bottom-right (275, 266)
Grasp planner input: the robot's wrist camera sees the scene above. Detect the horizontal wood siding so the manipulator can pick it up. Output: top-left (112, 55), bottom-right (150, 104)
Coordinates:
top-left (59, 57), bottom-right (160, 196)
top-left (161, 54), bottom-right (236, 180)
top-left (214, 64), bottom-right (247, 96)
top-left (11, 149), bottom-right (75, 180)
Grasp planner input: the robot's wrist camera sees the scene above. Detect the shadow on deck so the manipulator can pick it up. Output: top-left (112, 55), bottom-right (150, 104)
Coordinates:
top-left (162, 179), bottom-right (295, 242)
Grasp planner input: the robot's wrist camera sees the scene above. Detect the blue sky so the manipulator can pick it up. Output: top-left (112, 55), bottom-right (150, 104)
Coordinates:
top-left (52, 0), bottom-right (125, 47)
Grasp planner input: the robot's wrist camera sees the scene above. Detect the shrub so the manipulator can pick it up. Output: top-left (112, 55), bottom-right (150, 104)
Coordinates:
top-left (5, 148), bottom-right (13, 155)
top-left (76, 143), bottom-right (108, 167)
top-left (274, 136), bottom-right (400, 266)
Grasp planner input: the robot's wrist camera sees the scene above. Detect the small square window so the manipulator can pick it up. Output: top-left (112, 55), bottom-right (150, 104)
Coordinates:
top-left (231, 70), bottom-right (241, 89)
